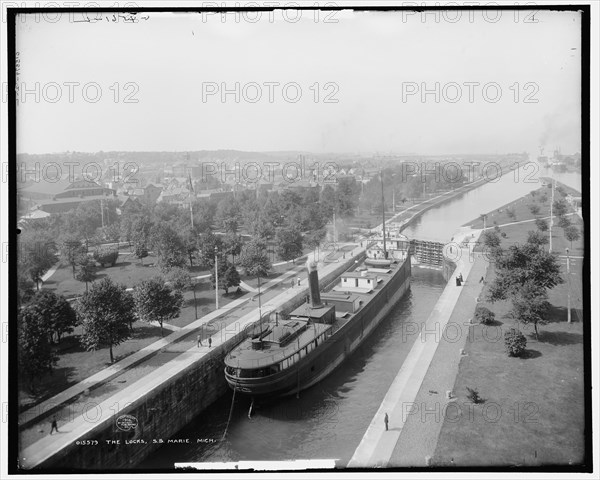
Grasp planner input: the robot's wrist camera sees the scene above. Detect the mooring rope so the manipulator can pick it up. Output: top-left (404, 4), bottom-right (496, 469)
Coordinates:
top-left (221, 382), bottom-right (237, 441)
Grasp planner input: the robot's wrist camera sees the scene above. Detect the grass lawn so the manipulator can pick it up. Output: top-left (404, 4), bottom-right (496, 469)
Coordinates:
top-left (433, 195), bottom-right (586, 466)
top-left (433, 315), bottom-right (585, 466)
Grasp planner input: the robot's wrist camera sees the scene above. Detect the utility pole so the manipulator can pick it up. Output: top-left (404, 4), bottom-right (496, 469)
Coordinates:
top-left (257, 275), bottom-right (262, 322)
top-left (188, 171), bottom-right (194, 229)
top-left (380, 169), bottom-right (387, 258)
top-left (192, 281), bottom-right (198, 319)
top-left (549, 177), bottom-right (555, 252)
top-left (333, 211), bottom-right (337, 250)
top-left (100, 198), bottom-right (105, 229)
top-left (567, 256), bottom-right (572, 324)
top-left (214, 246), bottom-right (219, 309)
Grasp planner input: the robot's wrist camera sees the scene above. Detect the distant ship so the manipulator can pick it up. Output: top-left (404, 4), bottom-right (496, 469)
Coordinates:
top-left (223, 229), bottom-right (412, 398)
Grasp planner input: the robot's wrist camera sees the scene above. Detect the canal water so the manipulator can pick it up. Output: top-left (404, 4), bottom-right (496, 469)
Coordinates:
top-left (403, 162), bottom-right (582, 242)
top-left (140, 162), bottom-right (581, 469)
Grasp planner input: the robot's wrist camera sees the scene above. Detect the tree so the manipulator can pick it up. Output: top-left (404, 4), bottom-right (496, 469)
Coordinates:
top-left (564, 225), bottom-right (580, 248)
top-left (239, 238), bottom-right (272, 279)
top-left (506, 208), bottom-right (516, 220)
top-left (215, 197), bottom-right (242, 233)
top-left (197, 232), bottom-right (223, 269)
top-left (133, 277), bottom-right (183, 337)
top-left (191, 200), bottom-right (216, 233)
top-left (27, 290), bottom-right (78, 343)
top-left (528, 204), bottom-right (540, 216)
top-left (99, 223), bottom-right (121, 243)
top-left (17, 270), bottom-right (35, 306)
top-left (68, 201), bottom-right (104, 251)
top-left (535, 218), bottom-right (548, 232)
top-left (248, 213), bottom-right (275, 241)
top-left (553, 199), bottom-right (568, 217)
top-left (210, 259), bottom-right (241, 294)
top-left (181, 229), bottom-right (199, 267)
top-left (320, 184), bottom-right (337, 218)
top-left (557, 215), bottom-right (572, 229)
top-left (526, 230), bottom-right (549, 247)
top-left (336, 176), bottom-right (360, 217)
top-left (306, 228), bottom-right (327, 258)
top-left (131, 217), bottom-right (153, 264)
top-left (19, 231), bottom-right (57, 290)
top-left (75, 255), bottom-right (97, 292)
top-left (509, 281), bottom-right (551, 339)
top-left (93, 246), bottom-right (119, 267)
top-left (275, 225), bottom-right (303, 263)
top-left (18, 304), bottom-right (58, 392)
top-left (119, 213), bottom-right (138, 248)
top-left (482, 230), bottom-right (501, 249)
top-left (59, 236), bottom-right (86, 277)
top-left (149, 222), bottom-right (187, 271)
top-left (165, 266), bottom-right (193, 293)
top-left (487, 242), bottom-right (563, 303)
top-left (76, 278), bottom-right (135, 363)
top-left (223, 233), bottom-right (243, 265)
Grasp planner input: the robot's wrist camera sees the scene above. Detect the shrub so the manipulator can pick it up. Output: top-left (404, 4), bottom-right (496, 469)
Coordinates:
top-left (500, 232), bottom-right (507, 238)
top-left (528, 204), bottom-right (540, 216)
top-left (475, 305), bottom-right (495, 325)
top-left (93, 247), bottom-right (119, 267)
top-left (466, 387), bottom-right (483, 404)
top-left (504, 328), bottom-right (527, 357)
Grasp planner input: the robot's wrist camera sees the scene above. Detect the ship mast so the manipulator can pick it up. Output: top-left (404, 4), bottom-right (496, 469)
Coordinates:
top-left (380, 168), bottom-right (387, 259)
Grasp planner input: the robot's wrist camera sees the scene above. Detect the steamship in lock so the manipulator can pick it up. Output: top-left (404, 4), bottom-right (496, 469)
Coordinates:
top-left (223, 226), bottom-right (412, 398)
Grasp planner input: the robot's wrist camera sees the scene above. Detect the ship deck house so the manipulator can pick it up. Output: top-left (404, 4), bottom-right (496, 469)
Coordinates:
top-left (336, 271), bottom-right (380, 293)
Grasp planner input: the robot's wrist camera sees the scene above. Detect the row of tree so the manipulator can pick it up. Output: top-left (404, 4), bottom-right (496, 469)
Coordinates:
top-left (18, 275), bottom-right (184, 391)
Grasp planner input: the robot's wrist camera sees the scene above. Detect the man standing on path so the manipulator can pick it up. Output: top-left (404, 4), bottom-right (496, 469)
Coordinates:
top-left (208, 337), bottom-right (212, 348)
top-left (384, 412), bottom-right (389, 431)
top-left (197, 334), bottom-right (202, 348)
top-left (49, 415), bottom-right (59, 435)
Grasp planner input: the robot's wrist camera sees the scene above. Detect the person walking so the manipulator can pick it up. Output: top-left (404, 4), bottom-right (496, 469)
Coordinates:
top-left (197, 334), bottom-right (202, 348)
top-left (384, 412), bottom-right (389, 431)
top-left (297, 276), bottom-right (301, 286)
top-left (50, 415), bottom-right (59, 435)
top-left (208, 337), bottom-right (212, 348)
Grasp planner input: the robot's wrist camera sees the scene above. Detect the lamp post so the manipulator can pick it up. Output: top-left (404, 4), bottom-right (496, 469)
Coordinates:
top-left (214, 246), bottom-right (219, 309)
top-left (566, 247), bottom-right (571, 323)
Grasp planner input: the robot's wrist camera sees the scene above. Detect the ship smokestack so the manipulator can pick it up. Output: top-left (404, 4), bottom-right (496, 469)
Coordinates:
top-left (306, 260), bottom-right (322, 308)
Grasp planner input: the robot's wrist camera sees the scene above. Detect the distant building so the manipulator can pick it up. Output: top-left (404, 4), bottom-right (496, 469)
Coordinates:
top-left (125, 183), bottom-right (162, 206)
top-left (19, 177), bottom-right (116, 214)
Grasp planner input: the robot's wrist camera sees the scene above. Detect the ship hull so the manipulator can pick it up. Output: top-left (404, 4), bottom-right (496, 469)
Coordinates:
top-left (224, 258), bottom-right (411, 398)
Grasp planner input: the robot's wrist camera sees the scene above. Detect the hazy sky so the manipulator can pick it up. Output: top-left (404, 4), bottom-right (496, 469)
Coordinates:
top-left (15, 8), bottom-right (582, 156)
